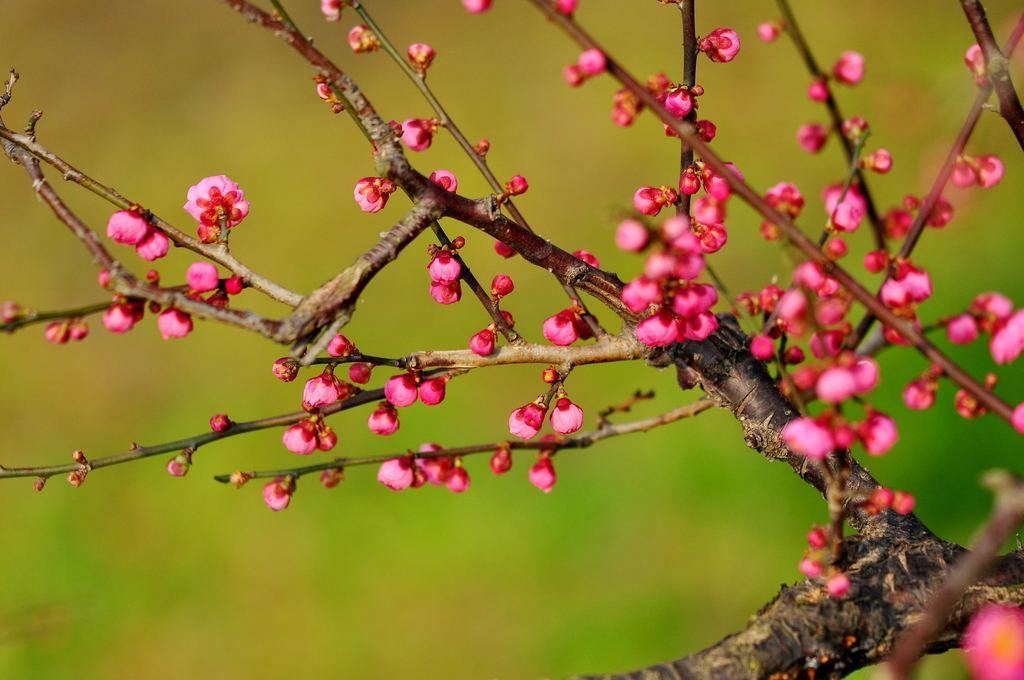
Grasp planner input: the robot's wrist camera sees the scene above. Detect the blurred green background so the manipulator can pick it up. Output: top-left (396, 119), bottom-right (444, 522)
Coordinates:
top-left (1, 1), bottom-right (1022, 677)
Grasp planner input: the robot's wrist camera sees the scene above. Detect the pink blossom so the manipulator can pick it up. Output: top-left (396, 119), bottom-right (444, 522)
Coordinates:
top-left (672, 283), bottom-right (717, 318)
top-left (419, 377), bottom-right (447, 406)
top-left (615, 219), bottom-right (650, 252)
top-left (573, 250), bottom-right (600, 268)
top-left (135, 228), bottom-right (169, 261)
top-left (470, 328), bottom-right (496, 356)
top-left (348, 25), bottom-right (378, 53)
top-left (807, 527), bottom-right (828, 549)
top-left (750, 335), bottom-right (775, 360)
top-left (186, 262), bottom-right (219, 293)
top-left (543, 311), bottom-right (580, 346)
top-left (263, 477), bottom-right (293, 511)
top-left (447, 467), bottom-right (471, 493)
top-left (506, 175), bottom-right (529, 196)
top-left (157, 309), bottom-right (193, 340)
top-left (782, 417), bottom-right (835, 460)
top-left (826, 572), bottom-right (851, 598)
top-left (282, 420), bottom-right (318, 455)
top-left (377, 457), bottom-right (414, 491)
top-left (577, 48), bottom-right (606, 76)
top-left (776, 289), bottom-right (809, 334)
top-left (509, 403), bottom-right (546, 440)
top-left (634, 186), bottom-right (677, 216)
top-left (965, 43), bottom-right (988, 85)
top-left (635, 309), bottom-right (679, 347)
top-left (490, 447), bottom-right (513, 474)
top-left (385, 373), bottom-right (419, 407)
top-left (428, 251), bottom-right (462, 284)
top-left (210, 413), bottom-right (231, 433)
top-left (166, 453), bottom-right (190, 477)
top-left (678, 311), bottom-right (718, 341)
top-left (416, 445), bottom-right (453, 486)
top-left (349, 362), bottom-right (372, 384)
top-left (807, 79), bottom-right (828, 102)
top-left (946, 314), bottom-right (980, 345)
top-left (757, 21), bottom-right (780, 42)
top-left (401, 118), bottom-right (435, 151)
top-left (327, 333), bottom-right (355, 358)
top-left (407, 43), bottom-right (436, 72)
top-left (991, 310), bottom-right (1024, 365)
top-left (765, 182), bottom-right (805, 218)
top-left (858, 411), bottom-right (898, 456)
top-left (353, 177), bottom-right (396, 213)
top-left (973, 293), bottom-right (1014, 323)
top-left (892, 491), bottom-right (915, 515)
top-left (106, 211), bottom-right (149, 245)
top-left (1013, 403), bottom-right (1024, 435)
top-left (554, 0), bottom-right (578, 14)
top-left (799, 558), bottom-right (823, 579)
top-left (44, 322), bottom-right (69, 345)
top-left (462, 0), bottom-right (492, 12)
top-left (303, 371), bottom-right (342, 409)
top-left (368, 403), bottom-right (400, 435)
top-left (832, 51), bottom-right (865, 85)
top-left (622, 277), bottom-right (662, 313)
top-left (664, 88), bottom-right (694, 118)
top-left (851, 356), bottom-right (880, 394)
top-left (823, 184), bottom-right (866, 232)
top-left (429, 280), bottom-right (462, 305)
top-left (321, 0), bottom-right (342, 21)
top-left (703, 162), bottom-right (742, 201)
top-left (491, 274), bottom-right (515, 298)
top-left (816, 366), bottom-right (857, 404)
top-left (700, 28), bottom-right (741, 63)
top-left (184, 175), bottom-right (249, 235)
top-left (797, 123), bottom-right (829, 153)
top-left (977, 155), bottom-right (1005, 188)
top-left (272, 357), bottom-right (299, 382)
top-left (963, 604), bottom-right (1024, 680)
top-left (953, 158), bottom-right (979, 188)
top-left (529, 457), bottom-right (557, 493)
top-left (550, 397), bottom-right (584, 434)
top-left (429, 169), bottom-right (458, 193)
top-left (903, 378), bottom-right (936, 410)
top-left (102, 302), bottom-right (140, 334)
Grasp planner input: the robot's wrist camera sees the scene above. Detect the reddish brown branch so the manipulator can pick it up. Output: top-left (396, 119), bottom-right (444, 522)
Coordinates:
top-left (960, 0), bottom-right (1024, 150)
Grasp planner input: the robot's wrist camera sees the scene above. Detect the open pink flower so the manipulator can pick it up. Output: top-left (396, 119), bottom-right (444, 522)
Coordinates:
top-left (184, 175), bottom-right (249, 235)
top-left (263, 477), bottom-right (293, 511)
top-left (964, 604), bottom-right (1024, 680)
top-left (699, 28), bottom-right (741, 63)
top-left (965, 44), bottom-right (987, 85)
top-left (353, 177), bottom-right (396, 213)
top-left (157, 309), bottom-right (193, 340)
top-left (550, 397), bottom-right (584, 434)
top-left (377, 457), bottom-right (414, 491)
top-left (529, 457), bottom-right (557, 493)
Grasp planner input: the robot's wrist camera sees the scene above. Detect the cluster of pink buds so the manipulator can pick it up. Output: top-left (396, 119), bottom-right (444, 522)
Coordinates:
top-left (941, 292), bottom-right (1024, 367)
top-left (283, 415), bottom-right (338, 455)
top-left (952, 154), bottom-right (1005, 189)
top-left (563, 48), bottom-right (607, 86)
top-left (860, 486), bottom-right (916, 515)
top-left (882, 193), bottom-right (954, 241)
top-left (399, 118), bottom-right (439, 152)
top-left (348, 25), bottom-right (379, 53)
top-left (427, 239), bottom-right (465, 304)
top-left (354, 177), bottom-right (397, 213)
top-left (797, 526), bottom-right (851, 598)
top-left (106, 210), bottom-right (169, 261)
top-left (782, 402), bottom-right (897, 460)
top-left (377, 446), bottom-right (470, 493)
top-left (407, 43), bottom-right (436, 73)
top-left (698, 28), bottom-right (741, 63)
top-left (760, 181), bottom-right (805, 240)
top-left (44, 318), bottom-right (89, 345)
top-left (183, 175), bottom-right (250, 244)
top-left (385, 372), bottom-right (449, 408)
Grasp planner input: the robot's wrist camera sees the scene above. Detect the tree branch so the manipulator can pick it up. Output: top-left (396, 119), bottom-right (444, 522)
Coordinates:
top-left (960, 0), bottom-right (1024, 150)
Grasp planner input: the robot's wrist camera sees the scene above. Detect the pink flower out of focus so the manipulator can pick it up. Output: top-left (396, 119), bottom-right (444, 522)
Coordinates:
top-left (782, 417), bottom-right (835, 460)
top-left (529, 456), bottom-right (557, 493)
top-left (263, 477), bottom-right (293, 511)
top-left (963, 604), bottom-right (1024, 680)
top-left (157, 309), bottom-right (193, 340)
top-left (832, 51), bottom-right (865, 85)
top-left (186, 262), bottom-right (219, 293)
top-left (462, 0), bottom-right (492, 12)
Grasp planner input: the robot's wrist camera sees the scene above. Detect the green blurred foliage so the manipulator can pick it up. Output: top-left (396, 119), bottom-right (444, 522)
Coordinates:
top-left (1, 1), bottom-right (1022, 677)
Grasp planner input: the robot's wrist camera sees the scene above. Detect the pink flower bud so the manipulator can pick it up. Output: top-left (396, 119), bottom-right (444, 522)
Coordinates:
top-left (807, 78), bottom-right (828, 102)
top-left (506, 175), bottom-right (529, 196)
top-left (827, 572), bottom-right (851, 598)
top-left (903, 378), bottom-right (936, 410)
top-left (186, 262), bottom-right (219, 293)
top-left (419, 377), bottom-right (447, 406)
top-left (272, 357), bottom-right (299, 382)
top-left (554, 0), bottom-right (578, 15)
top-left (166, 452), bottom-right (191, 477)
top-left (135, 228), bottom-right (169, 261)
top-left (491, 274), bottom-right (514, 298)
top-left (44, 321), bottom-right (70, 344)
top-left (529, 457), bottom-right (557, 493)
top-left (407, 43), bottom-right (436, 72)
top-left (283, 420), bottom-right (318, 455)
top-left (750, 334), bottom-right (775, 360)
top-left (429, 280), bottom-right (462, 305)
top-left (573, 250), bottom-right (600, 268)
top-left (428, 250), bottom-right (462, 284)
top-left (378, 457), bottom-right (414, 491)
top-left (107, 210), bottom-right (149, 245)
top-left (832, 51), bottom-right (865, 85)
top-left (327, 333), bottom-right (355, 358)
top-left (797, 123), bottom-right (829, 153)
top-left (348, 24), bottom-right (379, 53)
top-left (320, 0), bottom-right (342, 21)
top-left (757, 21), bottom-right (780, 42)
top-left (952, 158), bottom-right (978, 188)
top-left (615, 219), bottom-right (650, 252)
top-left (368, 403), bottom-right (400, 435)
top-left (622, 277), bottom-right (662, 313)
top-left (494, 241), bottom-right (516, 258)
top-left (633, 186), bottom-right (676, 216)
top-left (892, 490), bottom-right (915, 515)
top-left (447, 466), bottom-right (471, 493)
top-left (562, 64), bottom-right (585, 87)
top-left (990, 310), bottom-right (1024, 365)
top-left (157, 309), bottom-right (193, 340)
top-left (462, 0), bottom-right (492, 12)
top-left (1013, 403), bottom-right (1024, 434)
top-left (320, 467), bottom-right (344, 488)
top-left (470, 328), bottom-right (496, 356)
top-left (635, 309), bottom-right (679, 347)
top-left (550, 397), bottom-right (584, 434)
top-left (385, 373), bottom-right (419, 407)
top-left (401, 118), bottom-right (436, 151)
top-left (577, 48), bottom-right (607, 76)
top-left (679, 168), bottom-right (702, 195)
top-left (543, 311), bottom-right (580, 346)
top-left (491, 447), bottom-right (513, 474)
top-left (857, 411), bottom-right (898, 456)
top-left (699, 27), bottom-right (741, 63)
top-left (664, 88), bottom-right (694, 118)
top-left (815, 366), bottom-right (857, 404)
top-left (863, 148), bottom-right (893, 174)
top-left (863, 250), bottom-right (888, 273)
top-left (353, 177), bottom-right (396, 213)
top-left (799, 558), bottom-right (823, 579)
top-left (782, 417), bottom-right (835, 460)
top-left (807, 527), bottom-right (828, 549)
top-left (509, 403), bottom-right (546, 440)
top-left (101, 302), bottom-right (139, 334)
top-left (344, 362), bottom-right (369, 384)
top-left (977, 155), bottom-right (1005, 188)
top-left (946, 314), bottom-right (979, 345)
top-left (429, 169), bottom-right (458, 193)
top-left (210, 413), bottom-right (231, 433)
top-left (263, 477), bottom-right (293, 511)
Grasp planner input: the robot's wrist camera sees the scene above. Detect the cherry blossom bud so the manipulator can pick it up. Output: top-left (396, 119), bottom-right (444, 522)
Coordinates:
top-left (563, 65), bottom-right (585, 87)
top-left (428, 251), bottom-right (462, 284)
top-left (529, 456), bottom-right (557, 493)
top-left (326, 333), bottom-right (355, 358)
top-left (757, 21), bottom-right (780, 42)
top-left (991, 310), bottom-right (1024, 365)
top-left (633, 186), bottom-right (677, 216)
top-left (210, 413), bottom-right (231, 433)
top-left (491, 446), bottom-right (513, 474)
top-left (419, 377), bottom-right (447, 406)
top-left (509, 402), bottom-right (547, 440)
top-left (157, 309), bottom-right (193, 340)
top-left (554, 0), bottom-right (578, 14)
top-left (1012, 403), bottom-right (1024, 434)
top-left (679, 167), bottom-right (701, 195)
top-left (797, 123), bottom-right (829, 153)
top-left (282, 419), bottom-right (318, 455)
top-left (385, 373), bottom-right (419, 408)
top-left (44, 321), bottom-right (69, 345)
top-left (67, 319), bottom-right (88, 341)
top-left (305, 371), bottom-right (343, 410)
top-left (107, 210), bottom-right (149, 245)
top-left (263, 477), bottom-right (293, 511)
top-left (823, 184), bottom-right (866, 233)
top-left (832, 51), bottom-right (865, 85)
top-left (892, 490), bottom-right (915, 515)
top-left (462, 0), bottom-right (492, 12)
top-left (946, 314), bottom-right (979, 345)
top-left (903, 378), bottom-right (937, 410)
top-left (750, 335), bottom-right (775, 361)
top-left (799, 558), bottom-right (823, 579)
top-left (447, 466), bottom-right (471, 493)
top-left (223, 276), bottom-right (243, 295)
top-left (470, 328), bottom-right (496, 356)
top-left (348, 25), bottom-right (379, 53)
top-left (863, 149), bottom-right (892, 174)
top-left (342, 362), bottom-right (369, 385)
top-left (368, 403), bottom-right (400, 435)
top-left (407, 43), bottom-right (436, 72)
top-left (186, 262), bottom-right (219, 293)
top-left (184, 175), bottom-right (249, 236)
top-left (952, 158), bottom-right (978, 188)
top-left (977, 155), bottom-right (1005, 188)
top-left (543, 310), bottom-right (580, 346)
top-left (807, 78), bottom-right (828, 102)
top-left (429, 280), bottom-right (462, 305)
top-left (377, 457), bottom-right (414, 491)
top-left (550, 397), bottom-right (584, 434)
top-left (863, 250), bottom-right (888, 273)
top-left (101, 303), bottom-right (138, 334)
top-left (401, 118), bottom-right (436, 151)
top-left (807, 526), bottom-right (829, 549)
top-left (826, 572), bottom-right (851, 598)
top-left (573, 250), bottom-right (600, 268)
top-left (622, 277), bottom-right (661, 313)
top-left (664, 88), bottom-right (693, 118)
top-left (857, 411), bottom-right (898, 456)
top-left (577, 48), bottom-right (607, 76)
top-left (816, 367), bottom-right (857, 404)
top-left (429, 169), bottom-right (459, 193)
top-left (494, 241), bottom-right (515, 258)
top-left (272, 357), bottom-right (299, 382)
top-left (615, 219), bottom-right (650, 252)
top-left (782, 417), bottom-right (835, 460)
top-left (964, 44), bottom-right (988, 86)
top-left (320, 467), bottom-right (344, 489)
top-left (353, 177), bottom-right (396, 213)
top-left (1, 300), bottom-right (21, 324)
top-left (320, 0), bottom-right (342, 21)
top-left (635, 309), bottom-right (679, 347)
top-left (488, 274), bottom-right (514, 298)
top-left (167, 452), bottom-right (191, 477)
top-left (505, 175), bottom-right (529, 196)
top-left (699, 27), bottom-right (741, 63)
top-left (136, 228), bottom-right (170, 261)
